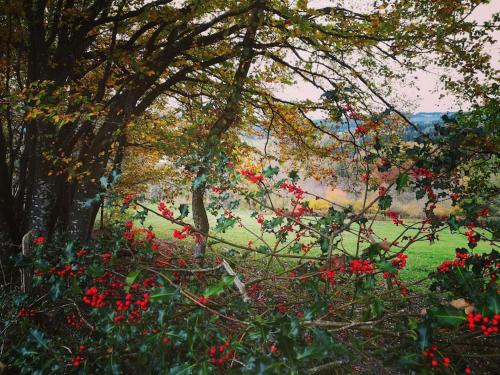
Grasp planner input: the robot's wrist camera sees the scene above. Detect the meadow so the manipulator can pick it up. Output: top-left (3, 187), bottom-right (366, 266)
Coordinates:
top-left (137, 204), bottom-right (491, 282)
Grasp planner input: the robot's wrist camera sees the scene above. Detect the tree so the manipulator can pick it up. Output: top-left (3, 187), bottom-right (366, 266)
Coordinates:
top-left (0, 0), bottom-right (496, 271)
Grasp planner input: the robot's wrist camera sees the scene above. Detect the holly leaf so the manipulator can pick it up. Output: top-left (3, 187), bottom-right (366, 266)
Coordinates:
top-left (203, 275), bottom-right (235, 298)
top-left (416, 323), bottom-right (430, 351)
top-left (263, 166), bottom-right (279, 178)
top-left (378, 195), bottom-right (392, 210)
top-left (50, 281), bottom-right (61, 301)
top-left (215, 216), bottom-right (237, 233)
top-left (288, 170), bottom-right (300, 182)
top-left (319, 237), bottom-right (330, 254)
top-left (125, 270), bottom-right (141, 292)
top-left (178, 204), bottom-right (189, 219)
top-left (377, 261), bottom-right (397, 273)
top-left (150, 286), bottom-right (179, 302)
top-left (29, 329), bottom-right (49, 349)
top-left (487, 288), bottom-right (500, 314)
top-left (396, 173), bottom-right (409, 192)
top-left (448, 215), bottom-right (460, 231)
top-left (428, 305), bottom-right (466, 327)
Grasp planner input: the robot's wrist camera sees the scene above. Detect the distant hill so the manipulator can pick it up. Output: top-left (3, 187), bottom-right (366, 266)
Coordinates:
top-left (313, 112), bottom-right (452, 140)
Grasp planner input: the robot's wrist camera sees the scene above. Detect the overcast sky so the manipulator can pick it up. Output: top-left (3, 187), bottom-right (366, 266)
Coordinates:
top-left (277, 1), bottom-right (499, 113)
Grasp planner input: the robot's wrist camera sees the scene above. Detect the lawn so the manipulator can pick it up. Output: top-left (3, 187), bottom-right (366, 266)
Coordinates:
top-left (136, 204), bottom-right (491, 282)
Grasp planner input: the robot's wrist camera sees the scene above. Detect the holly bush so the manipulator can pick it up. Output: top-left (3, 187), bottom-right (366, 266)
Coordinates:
top-left (1, 104), bottom-right (499, 374)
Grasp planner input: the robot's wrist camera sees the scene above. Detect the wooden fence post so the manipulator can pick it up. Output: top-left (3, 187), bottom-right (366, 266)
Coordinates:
top-left (21, 231), bottom-right (33, 294)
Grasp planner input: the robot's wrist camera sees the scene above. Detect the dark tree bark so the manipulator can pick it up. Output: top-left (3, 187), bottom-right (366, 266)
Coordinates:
top-left (0, 1), bottom-right (258, 269)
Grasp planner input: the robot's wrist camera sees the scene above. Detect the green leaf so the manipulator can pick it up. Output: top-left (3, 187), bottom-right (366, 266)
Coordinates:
top-left (396, 173), bottom-right (409, 192)
top-left (416, 323), bottom-right (430, 351)
top-left (64, 242), bottom-right (75, 262)
top-left (448, 215), bottom-right (460, 231)
top-left (150, 287), bottom-right (179, 302)
top-left (372, 299), bottom-right (385, 319)
top-left (50, 281), bottom-right (61, 301)
top-left (203, 275), bottom-right (235, 298)
top-left (168, 364), bottom-right (195, 375)
top-left (363, 243), bottom-right (381, 259)
top-left (319, 237), bottom-right (330, 254)
top-left (88, 264), bottom-right (104, 277)
top-left (263, 165), bottom-right (279, 178)
top-left (415, 189), bottom-right (425, 200)
top-left (487, 289), bottom-right (500, 314)
top-left (288, 170), bottom-right (299, 182)
top-left (29, 329), bottom-right (49, 349)
top-left (124, 270), bottom-right (140, 292)
top-left (178, 204), bottom-right (190, 219)
top-left (215, 216), bottom-right (237, 233)
top-left (428, 305), bottom-right (466, 327)
top-left (378, 195), bottom-right (392, 210)
top-left (399, 353), bottom-right (420, 368)
top-left (377, 261), bottom-right (397, 273)
top-left (71, 277), bottom-right (82, 297)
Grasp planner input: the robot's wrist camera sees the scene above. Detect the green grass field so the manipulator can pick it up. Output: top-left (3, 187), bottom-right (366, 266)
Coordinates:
top-left (137, 205), bottom-right (491, 282)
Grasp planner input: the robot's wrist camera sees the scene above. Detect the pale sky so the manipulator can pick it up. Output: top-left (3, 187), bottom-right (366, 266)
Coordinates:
top-left (278, 1), bottom-right (499, 113)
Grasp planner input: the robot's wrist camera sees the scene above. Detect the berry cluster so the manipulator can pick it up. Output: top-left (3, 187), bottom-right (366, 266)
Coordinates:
top-left (211, 186), bottom-right (224, 194)
top-left (116, 293), bottom-right (133, 311)
top-left (82, 286), bottom-right (106, 308)
top-left (467, 312), bottom-right (499, 336)
top-left (208, 341), bottom-right (231, 366)
top-left (437, 251), bottom-right (469, 273)
top-left (349, 259), bottom-right (375, 275)
top-left (382, 272), bottom-right (408, 295)
top-left (198, 295), bottom-right (209, 305)
top-left (38, 263), bottom-right (85, 278)
top-left (173, 225), bottom-right (191, 240)
top-left (71, 355), bottom-right (82, 367)
top-left (465, 223), bottom-right (479, 246)
top-left (392, 253), bottom-right (408, 269)
top-left (343, 103), bottom-right (358, 119)
top-left (477, 207), bottom-right (489, 217)
top-left (354, 125), bottom-right (367, 135)
top-left (76, 248), bottom-right (88, 257)
top-left (66, 313), bottom-right (84, 329)
top-left (411, 167), bottom-right (433, 180)
top-left (386, 210), bottom-right (403, 225)
top-left (240, 169), bottom-right (264, 183)
top-left (158, 202), bottom-right (174, 219)
top-left (34, 236), bottom-right (45, 245)
top-left (321, 270), bottom-right (336, 285)
top-left (422, 345), bottom-right (451, 369)
top-left (135, 293), bottom-right (150, 311)
top-left (256, 214), bottom-right (264, 224)
top-left (18, 308), bottom-right (36, 317)
top-left (279, 182), bottom-right (304, 200)
top-left (122, 193), bottom-right (137, 207)
top-left (290, 203), bottom-right (309, 218)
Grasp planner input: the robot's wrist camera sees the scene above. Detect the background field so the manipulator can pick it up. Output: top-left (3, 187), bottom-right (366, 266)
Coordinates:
top-left (136, 205), bottom-right (491, 282)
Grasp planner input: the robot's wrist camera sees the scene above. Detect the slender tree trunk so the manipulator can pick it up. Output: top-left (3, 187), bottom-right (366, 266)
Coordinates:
top-left (192, 170), bottom-right (210, 263)
top-left (189, 2), bottom-right (263, 261)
